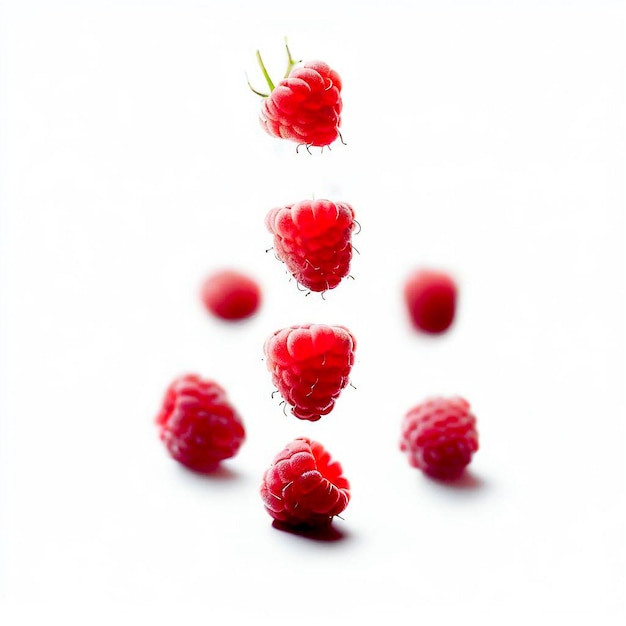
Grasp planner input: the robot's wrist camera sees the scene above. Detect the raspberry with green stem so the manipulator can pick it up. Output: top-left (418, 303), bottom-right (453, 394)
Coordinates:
top-left (247, 39), bottom-right (344, 148)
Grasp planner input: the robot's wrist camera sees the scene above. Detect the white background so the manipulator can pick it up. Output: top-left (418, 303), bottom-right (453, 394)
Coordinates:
top-left (1, 0), bottom-right (625, 623)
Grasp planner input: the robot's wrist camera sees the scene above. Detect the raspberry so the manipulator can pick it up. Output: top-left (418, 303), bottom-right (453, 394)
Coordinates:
top-left (264, 323), bottom-right (356, 421)
top-left (261, 437), bottom-right (350, 528)
top-left (266, 199), bottom-right (356, 293)
top-left (399, 397), bottom-right (479, 480)
top-left (249, 42), bottom-right (343, 148)
top-left (404, 269), bottom-right (457, 334)
top-left (156, 374), bottom-right (245, 473)
top-left (201, 269), bottom-right (261, 321)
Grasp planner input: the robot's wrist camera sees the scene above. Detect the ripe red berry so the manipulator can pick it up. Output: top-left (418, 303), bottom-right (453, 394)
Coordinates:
top-left (264, 323), bottom-right (356, 421)
top-left (201, 269), bottom-right (261, 321)
top-left (266, 199), bottom-right (356, 293)
top-left (404, 269), bottom-right (457, 334)
top-left (156, 374), bottom-right (245, 473)
top-left (249, 42), bottom-right (343, 148)
top-left (399, 397), bottom-right (479, 480)
top-left (261, 437), bottom-right (350, 528)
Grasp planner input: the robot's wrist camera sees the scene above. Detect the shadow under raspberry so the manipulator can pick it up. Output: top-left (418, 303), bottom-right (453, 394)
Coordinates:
top-left (176, 463), bottom-right (244, 482)
top-left (426, 469), bottom-right (486, 491)
top-left (271, 519), bottom-right (349, 543)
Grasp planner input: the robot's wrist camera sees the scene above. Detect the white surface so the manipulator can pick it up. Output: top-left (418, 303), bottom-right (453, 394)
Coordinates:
top-left (1, 1), bottom-right (625, 623)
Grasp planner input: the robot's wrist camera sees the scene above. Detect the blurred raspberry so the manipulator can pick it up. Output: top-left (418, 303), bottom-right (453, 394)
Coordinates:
top-left (404, 269), bottom-right (457, 334)
top-left (264, 323), bottom-right (356, 421)
top-left (400, 397), bottom-right (479, 480)
top-left (266, 199), bottom-right (356, 293)
top-left (156, 374), bottom-right (245, 472)
top-left (261, 437), bottom-right (350, 528)
top-left (201, 269), bottom-right (261, 321)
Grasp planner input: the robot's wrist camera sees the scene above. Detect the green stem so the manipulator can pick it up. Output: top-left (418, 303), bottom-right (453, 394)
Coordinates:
top-left (283, 37), bottom-right (301, 78)
top-left (256, 50), bottom-right (275, 92)
top-left (246, 72), bottom-right (268, 98)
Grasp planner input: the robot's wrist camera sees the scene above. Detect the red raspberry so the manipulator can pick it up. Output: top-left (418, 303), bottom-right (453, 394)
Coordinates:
top-left (266, 199), bottom-right (356, 293)
top-left (399, 397), bottom-right (479, 480)
top-left (264, 324), bottom-right (356, 421)
top-left (404, 269), bottom-right (457, 334)
top-left (261, 437), bottom-right (350, 528)
top-left (249, 42), bottom-right (343, 148)
top-left (201, 269), bottom-right (261, 321)
top-left (156, 374), bottom-right (245, 473)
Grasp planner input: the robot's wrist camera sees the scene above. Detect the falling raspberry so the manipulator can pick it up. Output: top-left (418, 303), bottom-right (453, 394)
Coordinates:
top-left (156, 374), bottom-right (245, 473)
top-left (261, 437), bottom-right (350, 528)
top-left (266, 199), bottom-right (357, 293)
top-left (404, 269), bottom-right (457, 334)
top-left (399, 397), bottom-right (479, 480)
top-left (201, 269), bottom-right (261, 321)
top-left (264, 323), bottom-right (356, 421)
top-left (248, 40), bottom-right (343, 148)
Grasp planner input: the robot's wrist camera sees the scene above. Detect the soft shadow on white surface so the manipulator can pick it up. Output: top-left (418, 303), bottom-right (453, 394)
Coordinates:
top-left (270, 519), bottom-right (353, 543)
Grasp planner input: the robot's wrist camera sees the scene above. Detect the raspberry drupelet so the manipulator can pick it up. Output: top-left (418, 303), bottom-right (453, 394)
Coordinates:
top-left (266, 199), bottom-right (357, 293)
top-left (261, 437), bottom-right (350, 528)
top-left (399, 396), bottom-right (479, 480)
top-left (248, 40), bottom-right (343, 148)
top-left (156, 374), bottom-right (245, 473)
top-left (264, 323), bottom-right (356, 421)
